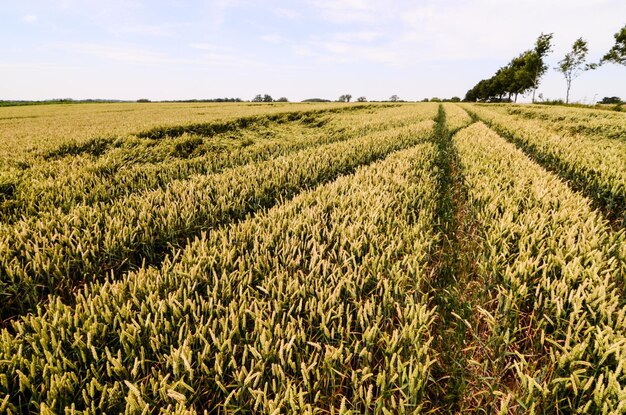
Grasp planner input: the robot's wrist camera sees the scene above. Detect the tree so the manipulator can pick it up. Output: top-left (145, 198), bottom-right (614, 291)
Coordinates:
top-left (389, 95), bottom-right (400, 102)
top-left (599, 96), bottom-right (622, 104)
top-left (262, 94), bottom-right (273, 102)
top-left (252, 94), bottom-right (263, 102)
top-left (529, 33), bottom-right (554, 103)
top-left (511, 52), bottom-right (538, 101)
top-left (338, 94), bottom-right (352, 102)
top-left (556, 38), bottom-right (596, 104)
top-left (276, 97), bottom-right (289, 102)
top-left (464, 88), bottom-right (477, 102)
top-left (357, 96), bottom-right (367, 102)
top-left (601, 24), bottom-right (626, 66)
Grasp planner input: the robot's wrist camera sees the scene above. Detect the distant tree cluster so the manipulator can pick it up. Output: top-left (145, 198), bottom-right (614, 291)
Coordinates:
top-left (599, 96), bottom-right (623, 104)
top-left (465, 33), bottom-right (553, 103)
top-left (422, 97), bottom-right (459, 102)
top-left (252, 94), bottom-right (275, 102)
top-left (301, 98), bottom-right (331, 102)
top-left (337, 94), bottom-right (352, 102)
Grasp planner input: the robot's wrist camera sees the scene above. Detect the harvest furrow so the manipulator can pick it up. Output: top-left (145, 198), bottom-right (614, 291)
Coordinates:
top-left (0, 118), bottom-right (435, 321)
top-left (425, 105), bottom-right (484, 413)
top-left (1, 141), bottom-right (440, 414)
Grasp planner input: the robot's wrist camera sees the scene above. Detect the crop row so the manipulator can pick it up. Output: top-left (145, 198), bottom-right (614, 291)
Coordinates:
top-left (1, 114), bottom-right (340, 222)
top-left (454, 122), bottom-right (626, 413)
top-left (1, 104), bottom-right (437, 222)
top-left (465, 104), bottom-right (626, 224)
top-left (441, 103), bottom-right (474, 134)
top-left (0, 118), bottom-right (435, 321)
top-left (500, 104), bottom-right (626, 141)
top-left (0, 142), bottom-right (440, 414)
top-left (0, 105), bottom-right (371, 213)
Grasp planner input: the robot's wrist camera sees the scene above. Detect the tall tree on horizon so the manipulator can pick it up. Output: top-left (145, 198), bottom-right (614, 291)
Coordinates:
top-left (529, 33), bottom-right (554, 103)
top-left (556, 38), bottom-right (597, 104)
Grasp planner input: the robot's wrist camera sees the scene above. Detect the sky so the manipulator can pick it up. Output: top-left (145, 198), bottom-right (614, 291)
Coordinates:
top-left (1, 0), bottom-right (625, 102)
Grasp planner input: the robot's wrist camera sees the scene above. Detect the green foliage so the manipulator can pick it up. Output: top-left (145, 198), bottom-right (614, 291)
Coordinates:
top-left (599, 96), bottom-right (623, 104)
top-left (251, 94), bottom-right (273, 102)
top-left (601, 24), bottom-right (626, 66)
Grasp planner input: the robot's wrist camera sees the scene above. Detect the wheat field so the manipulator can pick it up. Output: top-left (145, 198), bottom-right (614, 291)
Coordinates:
top-left (1, 102), bottom-right (625, 414)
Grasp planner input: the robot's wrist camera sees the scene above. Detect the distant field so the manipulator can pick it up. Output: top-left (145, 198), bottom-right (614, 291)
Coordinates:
top-left (1, 102), bottom-right (625, 414)
top-left (0, 102), bottom-right (350, 164)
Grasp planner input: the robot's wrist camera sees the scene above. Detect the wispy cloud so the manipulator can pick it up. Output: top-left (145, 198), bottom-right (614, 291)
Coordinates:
top-left (22, 14), bottom-right (38, 23)
top-left (332, 31), bottom-right (382, 42)
top-left (51, 42), bottom-right (179, 65)
top-left (303, 40), bottom-right (400, 65)
top-left (51, 41), bottom-right (265, 69)
top-left (261, 34), bottom-right (288, 44)
top-left (273, 7), bottom-right (302, 19)
top-left (188, 43), bottom-right (221, 51)
top-left (109, 23), bottom-right (190, 37)
top-left (306, 0), bottom-right (394, 24)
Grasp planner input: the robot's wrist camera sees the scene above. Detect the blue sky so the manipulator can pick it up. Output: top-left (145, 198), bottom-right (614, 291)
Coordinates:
top-left (2, 0), bottom-right (625, 102)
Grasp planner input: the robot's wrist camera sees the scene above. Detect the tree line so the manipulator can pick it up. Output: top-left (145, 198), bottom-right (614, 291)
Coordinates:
top-left (465, 24), bottom-right (626, 103)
